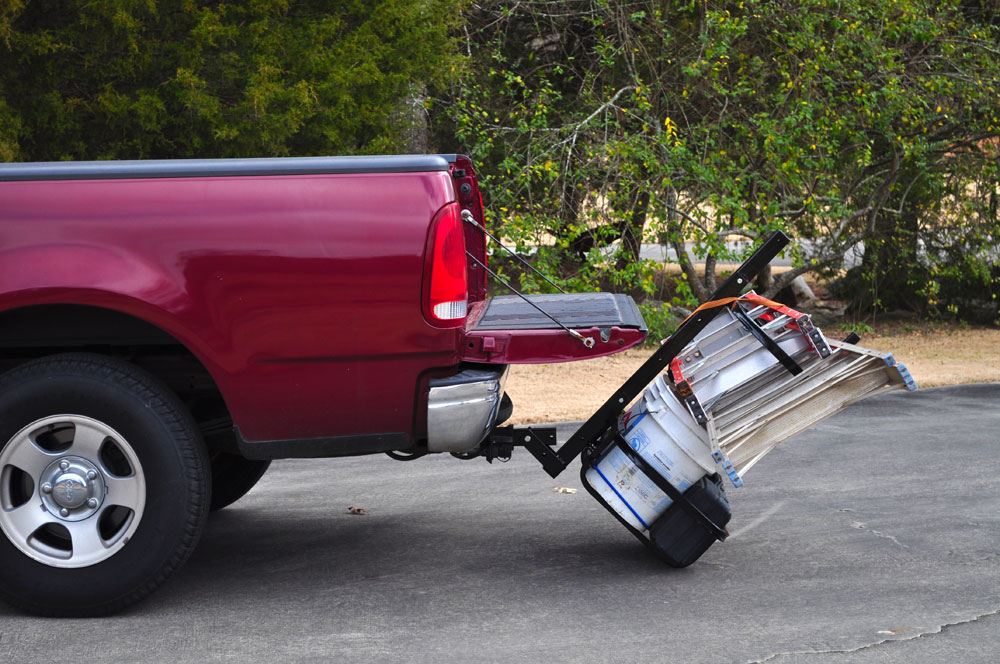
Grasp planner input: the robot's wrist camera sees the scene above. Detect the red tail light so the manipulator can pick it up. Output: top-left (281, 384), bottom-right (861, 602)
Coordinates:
top-left (424, 201), bottom-right (468, 326)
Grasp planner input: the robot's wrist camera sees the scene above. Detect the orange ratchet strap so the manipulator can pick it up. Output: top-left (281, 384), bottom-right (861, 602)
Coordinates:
top-left (666, 292), bottom-right (832, 424)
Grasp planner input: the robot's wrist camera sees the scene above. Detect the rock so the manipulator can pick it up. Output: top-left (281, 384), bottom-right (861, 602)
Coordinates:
top-left (667, 305), bottom-right (692, 319)
top-left (776, 275), bottom-right (817, 309)
top-left (809, 311), bottom-right (842, 327)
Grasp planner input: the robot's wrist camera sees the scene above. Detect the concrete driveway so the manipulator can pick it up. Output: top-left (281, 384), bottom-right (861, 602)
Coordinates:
top-left (1, 384), bottom-right (998, 663)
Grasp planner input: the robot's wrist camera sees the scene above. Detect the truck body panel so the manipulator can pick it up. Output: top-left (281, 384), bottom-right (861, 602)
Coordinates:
top-left (0, 154), bottom-right (647, 454)
top-left (0, 168), bottom-right (460, 444)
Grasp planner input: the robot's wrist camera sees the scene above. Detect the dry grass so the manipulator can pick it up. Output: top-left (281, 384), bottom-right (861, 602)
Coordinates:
top-left (505, 322), bottom-right (1000, 424)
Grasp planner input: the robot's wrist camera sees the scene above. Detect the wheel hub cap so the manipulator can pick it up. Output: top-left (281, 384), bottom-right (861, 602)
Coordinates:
top-left (1, 414), bottom-right (146, 568)
top-left (53, 474), bottom-right (88, 508)
top-left (40, 456), bottom-right (106, 522)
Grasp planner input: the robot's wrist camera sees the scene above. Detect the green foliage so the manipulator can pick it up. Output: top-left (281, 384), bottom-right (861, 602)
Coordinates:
top-left (0, 0), bottom-right (465, 160)
top-left (3, 0), bottom-right (997, 324)
top-left (836, 321), bottom-right (875, 336)
top-left (834, 152), bottom-right (1000, 322)
top-left (637, 301), bottom-right (685, 346)
top-left (442, 0), bottom-right (1000, 320)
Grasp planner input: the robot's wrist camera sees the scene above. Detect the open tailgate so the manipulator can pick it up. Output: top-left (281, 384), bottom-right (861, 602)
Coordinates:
top-left (460, 292), bottom-right (647, 364)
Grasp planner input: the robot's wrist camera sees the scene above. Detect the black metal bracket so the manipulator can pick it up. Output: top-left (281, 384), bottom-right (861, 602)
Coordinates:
top-left (731, 306), bottom-right (803, 377)
top-left (481, 425), bottom-right (557, 463)
top-left (681, 392), bottom-right (708, 426)
top-left (797, 315), bottom-right (833, 358)
top-left (522, 230), bottom-right (791, 478)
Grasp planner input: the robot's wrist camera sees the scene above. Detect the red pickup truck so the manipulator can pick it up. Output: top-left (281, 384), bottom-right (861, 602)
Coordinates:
top-left (0, 155), bottom-right (647, 615)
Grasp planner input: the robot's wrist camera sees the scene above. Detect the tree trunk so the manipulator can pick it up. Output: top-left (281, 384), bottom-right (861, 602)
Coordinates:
top-left (615, 190), bottom-right (649, 270)
top-left (859, 171), bottom-right (925, 313)
top-left (756, 264), bottom-right (773, 293)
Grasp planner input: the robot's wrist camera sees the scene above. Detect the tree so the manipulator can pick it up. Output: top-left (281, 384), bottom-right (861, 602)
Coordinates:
top-left (442, 0), bottom-right (1000, 315)
top-left (0, 0), bottom-right (464, 161)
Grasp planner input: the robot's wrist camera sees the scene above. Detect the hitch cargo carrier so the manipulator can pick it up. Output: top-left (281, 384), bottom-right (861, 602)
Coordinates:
top-left (481, 231), bottom-right (916, 566)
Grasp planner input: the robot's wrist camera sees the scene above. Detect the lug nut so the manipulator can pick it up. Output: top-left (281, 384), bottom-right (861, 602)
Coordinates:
top-left (59, 508), bottom-right (69, 517)
top-left (87, 470), bottom-right (98, 480)
top-left (41, 483), bottom-right (52, 494)
top-left (59, 460), bottom-right (70, 471)
top-left (87, 498), bottom-right (99, 509)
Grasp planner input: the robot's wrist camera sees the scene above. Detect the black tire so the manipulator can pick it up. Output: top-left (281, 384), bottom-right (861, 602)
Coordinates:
top-left (209, 452), bottom-right (270, 511)
top-left (0, 353), bottom-right (210, 616)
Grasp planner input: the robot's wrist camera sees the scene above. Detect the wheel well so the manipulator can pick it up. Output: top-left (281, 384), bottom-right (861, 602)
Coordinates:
top-left (0, 304), bottom-right (235, 452)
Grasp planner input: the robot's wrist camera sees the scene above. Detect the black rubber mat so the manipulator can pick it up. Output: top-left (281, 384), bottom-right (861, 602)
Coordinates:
top-left (471, 293), bottom-right (645, 331)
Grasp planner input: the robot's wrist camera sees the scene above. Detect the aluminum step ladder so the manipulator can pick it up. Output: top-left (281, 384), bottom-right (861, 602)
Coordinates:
top-left (485, 231), bottom-right (916, 567)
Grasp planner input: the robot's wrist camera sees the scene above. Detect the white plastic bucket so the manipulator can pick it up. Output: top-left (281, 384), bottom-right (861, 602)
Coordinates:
top-left (584, 376), bottom-right (716, 532)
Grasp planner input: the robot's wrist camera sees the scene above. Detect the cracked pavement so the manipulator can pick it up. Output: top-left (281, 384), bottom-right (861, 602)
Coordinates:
top-left (1, 384), bottom-right (998, 663)
top-left (751, 608), bottom-right (1000, 662)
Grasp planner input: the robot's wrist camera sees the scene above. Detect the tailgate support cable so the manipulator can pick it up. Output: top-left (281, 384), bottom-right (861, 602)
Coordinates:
top-left (461, 209), bottom-right (567, 295)
top-left (466, 252), bottom-right (595, 348)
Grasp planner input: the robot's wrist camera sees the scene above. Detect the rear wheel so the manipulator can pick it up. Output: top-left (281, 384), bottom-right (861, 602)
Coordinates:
top-left (0, 354), bottom-right (209, 616)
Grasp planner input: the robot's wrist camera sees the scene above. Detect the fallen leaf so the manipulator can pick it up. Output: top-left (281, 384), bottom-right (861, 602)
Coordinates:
top-left (554, 487), bottom-right (577, 494)
top-left (877, 626), bottom-right (913, 635)
top-left (347, 506), bottom-right (367, 515)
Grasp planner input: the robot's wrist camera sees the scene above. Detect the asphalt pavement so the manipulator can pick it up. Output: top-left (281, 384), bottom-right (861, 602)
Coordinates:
top-left (1, 383), bottom-right (998, 663)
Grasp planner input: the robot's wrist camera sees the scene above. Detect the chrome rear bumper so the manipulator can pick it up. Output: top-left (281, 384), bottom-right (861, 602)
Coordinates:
top-left (427, 366), bottom-right (509, 453)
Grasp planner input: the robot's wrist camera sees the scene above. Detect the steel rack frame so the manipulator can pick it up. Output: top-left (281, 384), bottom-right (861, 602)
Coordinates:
top-left (494, 231), bottom-right (791, 557)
